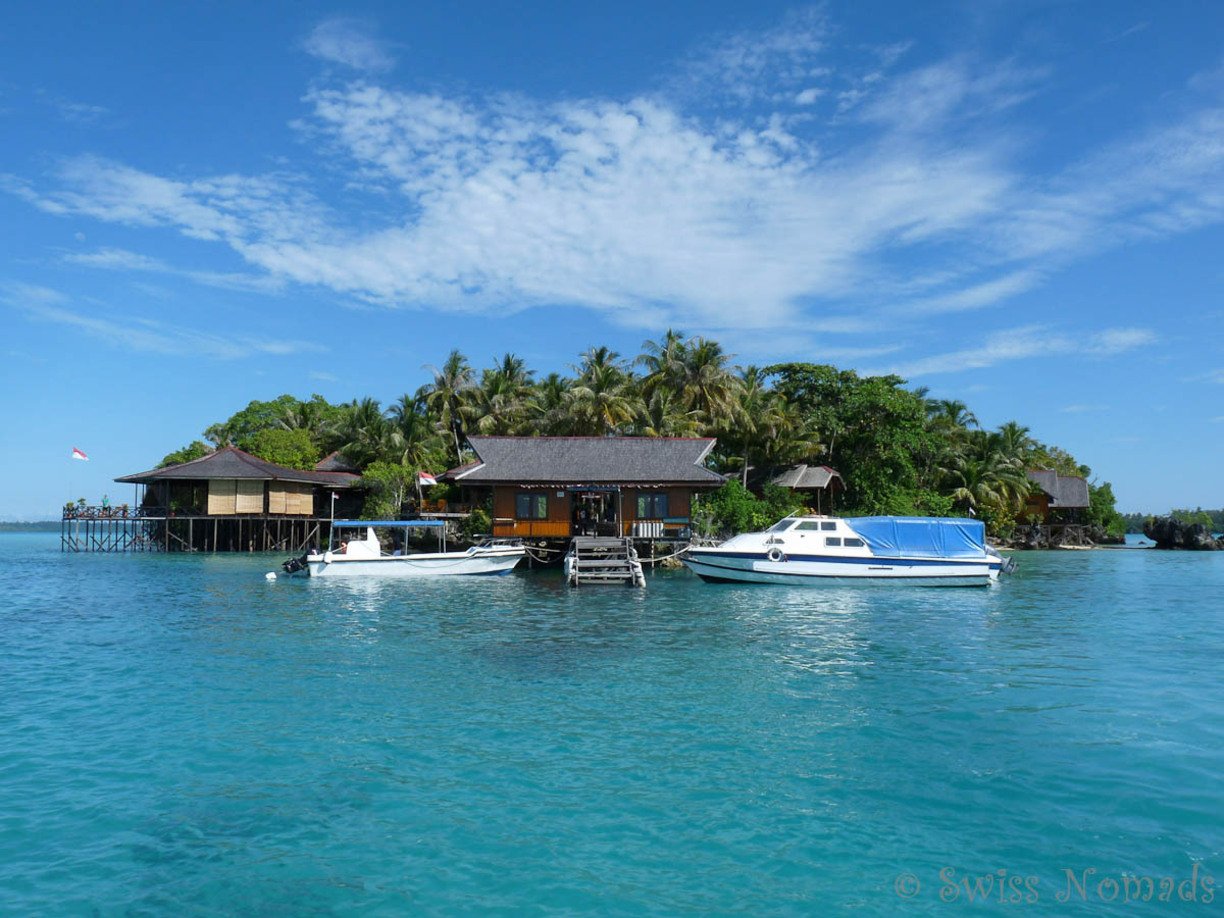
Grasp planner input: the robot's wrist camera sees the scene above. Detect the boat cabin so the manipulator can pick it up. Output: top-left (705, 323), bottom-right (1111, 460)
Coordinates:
top-left (444, 436), bottom-right (725, 541)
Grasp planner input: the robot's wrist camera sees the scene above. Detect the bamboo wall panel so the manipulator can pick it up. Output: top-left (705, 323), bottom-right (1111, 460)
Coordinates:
top-left (207, 480), bottom-right (237, 515)
top-left (235, 481), bottom-right (264, 514)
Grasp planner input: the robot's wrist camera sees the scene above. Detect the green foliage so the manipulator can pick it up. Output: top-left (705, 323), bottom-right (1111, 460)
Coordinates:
top-left (239, 428), bottom-right (320, 470)
top-left (166, 339), bottom-right (1117, 534)
top-left (1086, 481), bottom-right (1127, 537)
top-left (694, 481), bottom-right (804, 537)
top-left (359, 461), bottom-right (417, 520)
top-left (460, 507), bottom-right (492, 541)
top-left (1172, 508), bottom-right (1216, 529)
top-left (159, 440), bottom-right (211, 468)
top-left (766, 363), bottom-right (934, 516)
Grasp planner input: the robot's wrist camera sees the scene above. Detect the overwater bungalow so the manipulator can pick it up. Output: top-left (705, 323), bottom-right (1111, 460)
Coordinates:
top-left (443, 436), bottom-right (725, 542)
top-left (67, 447), bottom-right (363, 553)
top-left (1023, 469), bottom-right (1092, 546)
top-left (1025, 469), bottom-right (1090, 523)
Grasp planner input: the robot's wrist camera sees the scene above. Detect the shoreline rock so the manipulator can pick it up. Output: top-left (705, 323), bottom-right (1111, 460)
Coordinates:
top-left (1142, 516), bottom-right (1223, 550)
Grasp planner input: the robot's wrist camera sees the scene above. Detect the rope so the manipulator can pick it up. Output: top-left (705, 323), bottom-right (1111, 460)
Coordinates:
top-left (636, 543), bottom-right (694, 566)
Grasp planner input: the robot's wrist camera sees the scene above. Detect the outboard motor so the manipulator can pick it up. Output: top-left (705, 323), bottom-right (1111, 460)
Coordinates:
top-left (281, 552), bottom-right (309, 575)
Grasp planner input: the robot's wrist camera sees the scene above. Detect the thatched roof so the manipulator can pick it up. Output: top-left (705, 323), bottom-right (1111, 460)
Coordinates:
top-left (446, 436), bottom-right (725, 487)
top-left (1027, 470), bottom-right (1090, 508)
top-left (771, 464), bottom-right (844, 490)
top-left (116, 446), bottom-right (360, 488)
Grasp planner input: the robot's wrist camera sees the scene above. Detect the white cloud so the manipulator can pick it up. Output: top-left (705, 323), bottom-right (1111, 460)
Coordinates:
top-left (4, 285), bottom-right (320, 359)
top-left (6, 19), bottom-right (1224, 370)
top-left (64, 246), bottom-right (284, 294)
top-left (1060, 404), bottom-right (1109, 414)
top-left (302, 18), bottom-right (394, 73)
top-left (870, 325), bottom-right (1155, 377)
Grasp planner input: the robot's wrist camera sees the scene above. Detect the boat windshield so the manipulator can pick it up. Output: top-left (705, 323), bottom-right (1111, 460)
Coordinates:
top-left (766, 518), bottom-right (797, 533)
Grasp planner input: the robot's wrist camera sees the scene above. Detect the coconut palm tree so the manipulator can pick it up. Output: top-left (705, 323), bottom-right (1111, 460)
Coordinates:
top-left (525, 372), bottom-right (573, 435)
top-left (633, 388), bottom-right (701, 437)
top-left (421, 350), bottom-right (475, 461)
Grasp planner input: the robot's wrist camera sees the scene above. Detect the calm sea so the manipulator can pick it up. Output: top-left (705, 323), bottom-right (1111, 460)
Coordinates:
top-left (2, 532), bottom-right (1221, 915)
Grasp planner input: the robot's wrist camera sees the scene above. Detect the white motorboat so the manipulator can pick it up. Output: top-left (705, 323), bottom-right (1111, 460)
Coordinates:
top-left (281, 520), bottom-right (525, 578)
top-left (683, 515), bottom-right (1013, 587)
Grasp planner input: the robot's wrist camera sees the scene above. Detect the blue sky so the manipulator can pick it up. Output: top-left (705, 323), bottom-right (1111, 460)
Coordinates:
top-left (2, 0), bottom-right (1222, 518)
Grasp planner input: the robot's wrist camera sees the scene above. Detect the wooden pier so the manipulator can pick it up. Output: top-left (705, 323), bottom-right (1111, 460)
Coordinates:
top-left (565, 537), bottom-right (646, 587)
top-left (61, 505), bottom-right (329, 553)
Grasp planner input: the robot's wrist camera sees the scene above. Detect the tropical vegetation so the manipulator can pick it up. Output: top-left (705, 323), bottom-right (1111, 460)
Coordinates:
top-left (158, 332), bottom-right (1122, 536)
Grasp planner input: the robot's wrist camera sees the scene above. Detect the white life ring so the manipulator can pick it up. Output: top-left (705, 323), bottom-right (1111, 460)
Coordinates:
top-left (766, 547), bottom-right (786, 563)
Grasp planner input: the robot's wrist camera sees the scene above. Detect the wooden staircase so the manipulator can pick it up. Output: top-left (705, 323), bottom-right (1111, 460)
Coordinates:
top-left (565, 537), bottom-right (646, 587)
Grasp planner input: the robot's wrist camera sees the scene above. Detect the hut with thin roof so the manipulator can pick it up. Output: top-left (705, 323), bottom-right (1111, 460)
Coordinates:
top-left (106, 446), bottom-right (361, 552)
top-left (443, 436), bottom-right (725, 542)
top-left (770, 464), bottom-right (844, 513)
top-left (1024, 470), bottom-right (1090, 523)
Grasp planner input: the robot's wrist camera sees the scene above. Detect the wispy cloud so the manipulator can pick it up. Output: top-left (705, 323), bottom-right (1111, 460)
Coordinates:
top-left (3, 283), bottom-right (320, 359)
top-left (34, 89), bottom-right (110, 125)
top-left (1061, 404), bottom-right (1109, 414)
top-left (64, 246), bottom-right (284, 293)
top-left (302, 17), bottom-right (394, 73)
top-left (6, 16), bottom-right (1224, 364)
top-left (869, 325), bottom-right (1155, 377)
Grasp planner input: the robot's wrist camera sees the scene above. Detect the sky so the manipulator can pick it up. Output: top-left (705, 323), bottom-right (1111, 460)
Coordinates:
top-left (2, 0), bottom-right (1222, 518)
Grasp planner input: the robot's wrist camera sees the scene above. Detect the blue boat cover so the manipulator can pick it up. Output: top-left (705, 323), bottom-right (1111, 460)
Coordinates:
top-left (847, 517), bottom-right (986, 559)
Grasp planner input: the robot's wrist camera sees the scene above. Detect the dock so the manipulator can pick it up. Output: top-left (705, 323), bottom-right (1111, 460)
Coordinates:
top-left (565, 537), bottom-right (646, 587)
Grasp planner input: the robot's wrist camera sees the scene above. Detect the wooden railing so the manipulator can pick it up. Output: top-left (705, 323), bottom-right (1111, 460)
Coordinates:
top-left (492, 519), bottom-right (572, 538)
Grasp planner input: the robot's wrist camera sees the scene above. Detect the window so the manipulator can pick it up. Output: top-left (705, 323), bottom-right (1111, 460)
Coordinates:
top-left (636, 493), bottom-right (670, 519)
top-left (825, 537), bottom-right (842, 547)
top-left (515, 493), bottom-right (548, 520)
top-left (844, 538), bottom-right (864, 548)
top-left (821, 521), bottom-right (837, 531)
top-left (795, 521), bottom-right (824, 531)
top-left (767, 519), bottom-right (796, 532)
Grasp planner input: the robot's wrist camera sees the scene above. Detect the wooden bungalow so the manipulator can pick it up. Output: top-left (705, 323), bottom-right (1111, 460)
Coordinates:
top-left (770, 464), bottom-right (844, 513)
top-left (102, 446), bottom-right (362, 552)
top-left (1024, 469), bottom-right (1090, 523)
top-left (444, 436), bottom-right (725, 541)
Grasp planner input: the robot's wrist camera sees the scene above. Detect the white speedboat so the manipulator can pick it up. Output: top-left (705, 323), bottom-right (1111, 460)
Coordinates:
top-left (282, 520), bottom-right (525, 578)
top-left (683, 515), bottom-right (1013, 587)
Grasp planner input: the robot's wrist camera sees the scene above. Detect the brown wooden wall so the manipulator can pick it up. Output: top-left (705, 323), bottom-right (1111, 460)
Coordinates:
top-left (489, 485), bottom-right (699, 538)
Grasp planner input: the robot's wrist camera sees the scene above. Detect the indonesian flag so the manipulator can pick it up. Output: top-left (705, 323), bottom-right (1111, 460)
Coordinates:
top-left (418, 471), bottom-right (438, 487)
top-left (71, 447), bottom-right (89, 462)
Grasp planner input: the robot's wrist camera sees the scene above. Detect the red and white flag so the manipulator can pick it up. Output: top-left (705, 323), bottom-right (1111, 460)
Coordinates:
top-left (418, 471), bottom-right (438, 487)
top-left (71, 447), bottom-right (89, 462)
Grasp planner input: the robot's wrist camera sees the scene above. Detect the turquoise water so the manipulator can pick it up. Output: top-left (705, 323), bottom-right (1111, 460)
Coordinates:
top-left (2, 533), bottom-right (1221, 915)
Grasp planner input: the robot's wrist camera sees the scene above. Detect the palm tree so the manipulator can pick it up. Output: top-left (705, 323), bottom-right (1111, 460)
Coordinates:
top-left (637, 329), bottom-right (688, 401)
top-left (336, 397), bottom-right (389, 468)
top-left (674, 337), bottom-right (740, 429)
top-left (525, 372), bottom-right (573, 435)
top-left (633, 388), bottom-right (700, 437)
top-left (933, 399), bottom-right (978, 430)
top-left (567, 361), bottom-right (635, 435)
top-left (421, 350), bottom-right (475, 461)
top-left (470, 356), bottom-right (533, 435)
top-left (203, 420), bottom-right (238, 448)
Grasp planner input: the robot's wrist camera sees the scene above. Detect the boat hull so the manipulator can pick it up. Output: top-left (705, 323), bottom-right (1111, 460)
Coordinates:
top-left (306, 546), bottom-right (525, 578)
top-left (683, 549), bottom-right (997, 587)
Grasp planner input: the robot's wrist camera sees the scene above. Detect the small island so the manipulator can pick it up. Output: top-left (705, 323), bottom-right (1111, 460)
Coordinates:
top-left (81, 334), bottom-right (1132, 552)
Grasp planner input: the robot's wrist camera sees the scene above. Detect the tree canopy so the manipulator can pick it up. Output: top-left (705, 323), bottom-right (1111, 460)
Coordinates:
top-left (155, 333), bottom-right (1119, 535)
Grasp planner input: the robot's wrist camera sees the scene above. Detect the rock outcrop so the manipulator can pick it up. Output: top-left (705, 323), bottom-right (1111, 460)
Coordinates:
top-left (1142, 516), bottom-right (1223, 550)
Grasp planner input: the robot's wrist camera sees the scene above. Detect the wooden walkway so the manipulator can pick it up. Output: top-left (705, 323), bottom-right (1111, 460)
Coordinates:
top-left (565, 537), bottom-right (646, 587)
